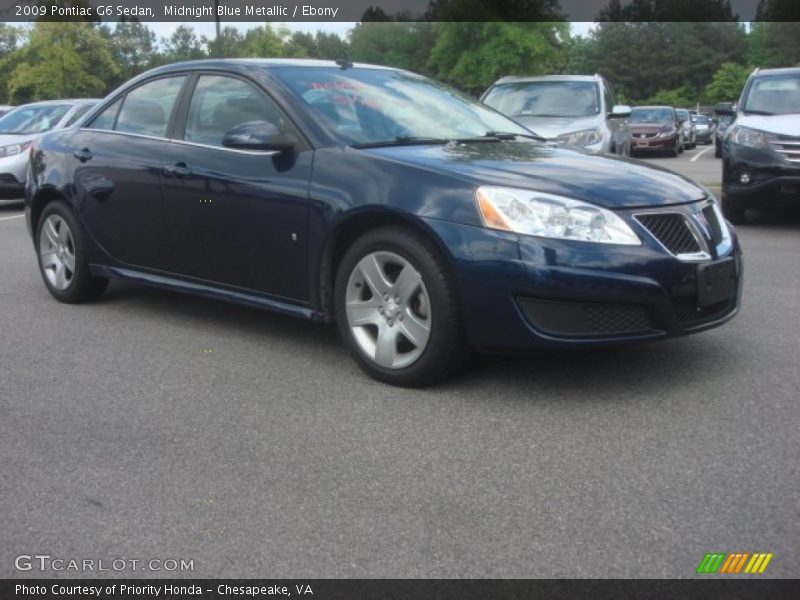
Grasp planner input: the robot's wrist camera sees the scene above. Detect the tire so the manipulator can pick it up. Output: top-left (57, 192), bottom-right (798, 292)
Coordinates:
top-left (668, 142), bottom-right (679, 158)
top-left (36, 200), bottom-right (108, 303)
top-left (715, 144), bottom-right (721, 158)
top-left (334, 226), bottom-right (467, 387)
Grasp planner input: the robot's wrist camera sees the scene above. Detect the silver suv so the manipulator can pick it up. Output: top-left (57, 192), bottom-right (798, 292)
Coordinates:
top-left (481, 74), bottom-right (632, 155)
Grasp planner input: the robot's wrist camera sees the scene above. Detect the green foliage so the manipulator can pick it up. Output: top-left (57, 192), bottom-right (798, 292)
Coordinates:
top-left (428, 22), bottom-right (569, 93)
top-left (748, 22), bottom-right (800, 68)
top-left (646, 86), bottom-right (696, 107)
top-left (704, 62), bottom-right (750, 103)
top-left (7, 22), bottom-right (118, 103)
top-left (350, 22), bottom-right (436, 74)
top-left (161, 25), bottom-right (205, 63)
top-left (111, 20), bottom-right (157, 82)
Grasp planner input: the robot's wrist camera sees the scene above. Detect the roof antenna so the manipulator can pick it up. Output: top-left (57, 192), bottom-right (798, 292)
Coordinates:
top-left (335, 52), bottom-right (353, 70)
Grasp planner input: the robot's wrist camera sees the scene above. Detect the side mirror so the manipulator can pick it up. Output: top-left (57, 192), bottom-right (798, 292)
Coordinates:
top-left (222, 120), bottom-right (295, 153)
top-left (714, 102), bottom-right (736, 117)
top-left (609, 104), bottom-right (631, 119)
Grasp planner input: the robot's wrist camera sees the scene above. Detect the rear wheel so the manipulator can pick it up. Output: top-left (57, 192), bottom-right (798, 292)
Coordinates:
top-left (334, 226), bottom-right (467, 387)
top-left (36, 201), bottom-right (108, 303)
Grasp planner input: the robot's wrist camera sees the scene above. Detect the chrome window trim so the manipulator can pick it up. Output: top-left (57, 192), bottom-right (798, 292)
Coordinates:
top-left (77, 127), bottom-right (279, 156)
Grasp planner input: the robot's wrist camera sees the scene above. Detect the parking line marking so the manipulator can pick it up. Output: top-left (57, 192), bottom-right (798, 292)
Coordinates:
top-left (0, 214), bottom-right (24, 222)
top-left (691, 146), bottom-right (714, 162)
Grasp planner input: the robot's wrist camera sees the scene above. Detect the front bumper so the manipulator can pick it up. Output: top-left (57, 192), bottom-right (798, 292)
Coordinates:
top-left (722, 145), bottom-right (800, 209)
top-left (631, 135), bottom-right (677, 152)
top-left (695, 129), bottom-right (713, 142)
top-left (423, 210), bottom-right (741, 353)
top-left (0, 151), bottom-right (29, 199)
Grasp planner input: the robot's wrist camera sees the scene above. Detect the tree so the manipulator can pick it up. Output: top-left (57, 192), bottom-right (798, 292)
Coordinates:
top-left (314, 31), bottom-right (349, 61)
top-left (704, 62), bottom-right (750, 103)
top-left (350, 22), bottom-right (436, 74)
top-left (241, 24), bottom-right (284, 58)
top-left (161, 25), bottom-right (206, 63)
top-left (111, 19), bottom-right (157, 82)
top-left (428, 22), bottom-right (569, 93)
top-left (204, 26), bottom-right (245, 59)
top-left (7, 22), bottom-right (117, 102)
top-left (748, 22), bottom-right (800, 68)
top-left (597, 0), bottom-right (738, 21)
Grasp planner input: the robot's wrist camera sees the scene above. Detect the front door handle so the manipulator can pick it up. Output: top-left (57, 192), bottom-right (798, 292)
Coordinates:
top-left (73, 148), bottom-right (92, 162)
top-left (163, 162), bottom-right (193, 178)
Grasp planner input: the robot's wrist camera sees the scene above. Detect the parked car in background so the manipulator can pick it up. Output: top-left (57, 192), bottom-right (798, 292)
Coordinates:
top-left (691, 114), bottom-right (714, 144)
top-left (676, 108), bottom-right (696, 149)
top-left (713, 106), bottom-right (735, 158)
top-left (629, 106), bottom-right (683, 157)
top-left (0, 105), bottom-right (14, 118)
top-left (719, 67), bottom-right (800, 224)
top-left (481, 74), bottom-right (632, 156)
top-left (0, 99), bottom-right (98, 199)
top-left (26, 59), bottom-right (740, 386)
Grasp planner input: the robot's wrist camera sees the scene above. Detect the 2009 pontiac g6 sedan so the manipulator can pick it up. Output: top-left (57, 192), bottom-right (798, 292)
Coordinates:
top-left (26, 59), bottom-right (742, 387)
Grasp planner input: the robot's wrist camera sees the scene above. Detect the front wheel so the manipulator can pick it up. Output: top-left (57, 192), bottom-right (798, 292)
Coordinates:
top-left (36, 201), bottom-right (108, 303)
top-left (334, 227), bottom-right (467, 387)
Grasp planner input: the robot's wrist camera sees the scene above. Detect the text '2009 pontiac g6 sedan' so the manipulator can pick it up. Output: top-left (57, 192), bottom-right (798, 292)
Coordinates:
top-left (26, 59), bottom-right (742, 386)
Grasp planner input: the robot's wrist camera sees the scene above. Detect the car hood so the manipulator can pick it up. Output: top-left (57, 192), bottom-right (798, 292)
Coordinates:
top-left (736, 114), bottom-right (800, 137)
top-left (512, 115), bottom-right (600, 140)
top-left (364, 142), bottom-right (707, 209)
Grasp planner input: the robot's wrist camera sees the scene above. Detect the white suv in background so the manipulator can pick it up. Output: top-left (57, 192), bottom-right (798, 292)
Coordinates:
top-left (481, 74), bottom-right (632, 156)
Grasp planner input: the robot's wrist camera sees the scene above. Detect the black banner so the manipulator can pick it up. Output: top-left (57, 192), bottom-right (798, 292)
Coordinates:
top-left (0, 0), bottom-right (799, 23)
top-left (3, 579), bottom-right (800, 600)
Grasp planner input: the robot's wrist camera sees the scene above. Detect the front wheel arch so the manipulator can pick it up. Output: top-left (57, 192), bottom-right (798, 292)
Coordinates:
top-left (320, 210), bottom-right (458, 319)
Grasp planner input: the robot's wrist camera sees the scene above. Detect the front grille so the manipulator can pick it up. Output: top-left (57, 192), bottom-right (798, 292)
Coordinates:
top-left (636, 213), bottom-right (701, 255)
top-left (701, 204), bottom-right (724, 246)
top-left (634, 132), bottom-right (658, 140)
top-left (518, 298), bottom-right (654, 337)
top-left (672, 296), bottom-right (734, 327)
top-left (770, 135), bottom-right (800, 164)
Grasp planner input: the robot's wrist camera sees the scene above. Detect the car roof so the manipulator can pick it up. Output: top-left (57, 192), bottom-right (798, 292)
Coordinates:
top-left (149, 58), bottom-right (398, 75)
top-left (490, 74), bottom-right (600, 85)
top-left (753, 67), bottom-right (800, 77)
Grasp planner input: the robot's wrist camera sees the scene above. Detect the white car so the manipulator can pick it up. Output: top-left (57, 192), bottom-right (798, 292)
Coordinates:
top-left (0, 99), bottom-right (98, 201)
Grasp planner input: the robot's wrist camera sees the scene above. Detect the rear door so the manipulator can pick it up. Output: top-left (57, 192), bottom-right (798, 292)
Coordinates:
top-left (159, 73), bottom-right (312, 301)
top-left (74, 76), bottom-right (187, 269)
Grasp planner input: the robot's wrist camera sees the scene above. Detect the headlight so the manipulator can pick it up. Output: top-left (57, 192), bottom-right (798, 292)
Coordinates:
top-left (475, 186), bottom-right (640, 245)
top-left (555, 128), bottom-right (602, 147)
top-left (0, 141), bottom-right (32, 158)
top-left (729, 125), bottom-right (775, 148)
top-left (658, 129), bottom-right (676, 139)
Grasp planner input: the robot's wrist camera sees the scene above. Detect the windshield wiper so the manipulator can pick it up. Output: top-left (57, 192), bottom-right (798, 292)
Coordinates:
top-left (483, 130), bottom-right (545, 142)
top-left (352, 136), bottom-right (450, 149)
top-left (743, 109), bottom-right (775, 116)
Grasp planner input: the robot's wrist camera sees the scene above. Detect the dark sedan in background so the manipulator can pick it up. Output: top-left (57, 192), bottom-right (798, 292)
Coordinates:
top-left (628, 106), bottom-right (684, 156)
top-left (26, 59), bottom-right (741, 386)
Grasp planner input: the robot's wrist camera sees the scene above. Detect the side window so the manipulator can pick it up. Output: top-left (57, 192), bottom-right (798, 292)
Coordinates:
top-left (183, 75), bottom-right (287, 147)
top-left (115, 76), bottom-right (185, 138)
top-left (64, 104), bottom-right (93, 128)
top-left (88, 98), bottom-right (122, 130)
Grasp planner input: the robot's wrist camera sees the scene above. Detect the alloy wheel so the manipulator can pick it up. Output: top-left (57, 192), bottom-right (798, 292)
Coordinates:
top-left (345, 251), bottom-right (432, 369)
top-left (39, 214), bottom-right (76, 291)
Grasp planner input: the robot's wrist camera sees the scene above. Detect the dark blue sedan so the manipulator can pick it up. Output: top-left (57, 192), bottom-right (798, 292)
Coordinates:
top-left (25, 59), bottom-right (742, 386)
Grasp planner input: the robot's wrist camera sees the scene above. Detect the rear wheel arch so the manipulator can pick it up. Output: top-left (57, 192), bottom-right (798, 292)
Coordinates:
top-left (320, 210), bottom-right (458, 319)
top-left (30, 188), bottom-right (69, 236)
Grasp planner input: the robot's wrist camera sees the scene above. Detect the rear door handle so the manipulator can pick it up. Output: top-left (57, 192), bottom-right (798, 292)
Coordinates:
top-left (163, 162), bottom-right (192, 178)
top-left (73, 148), bottom-right (92, 162)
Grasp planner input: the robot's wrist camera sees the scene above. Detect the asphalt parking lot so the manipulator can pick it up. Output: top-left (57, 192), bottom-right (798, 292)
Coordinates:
top-left (1, 144), bottom-right (798, 578)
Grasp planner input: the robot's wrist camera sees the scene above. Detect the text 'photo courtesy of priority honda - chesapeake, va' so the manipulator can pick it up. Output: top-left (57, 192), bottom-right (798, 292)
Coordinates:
top-left (0, 1), bottom-right (798, 599)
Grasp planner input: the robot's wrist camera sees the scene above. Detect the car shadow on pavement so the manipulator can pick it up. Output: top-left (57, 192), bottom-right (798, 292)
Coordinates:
top-left (741, 207), bottom-right (800, 228)
top-left (0, 199), bottom-right (24, 213)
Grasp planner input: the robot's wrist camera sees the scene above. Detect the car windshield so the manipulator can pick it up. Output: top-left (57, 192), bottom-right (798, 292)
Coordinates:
top-left (742, 73), bottom-right (800, 115)
top-left (482, 80), bottom-right (601, 118)
top-left (0, 103), bottom-right (71, 134)
top-left (630, 108), bottom-right (673, 124)
top-left (273, 66), bottom-right (531, 146)
top-left (676, 110), bottom-right (689, 120)
top-left (694, 115), bottom-right (709, 125)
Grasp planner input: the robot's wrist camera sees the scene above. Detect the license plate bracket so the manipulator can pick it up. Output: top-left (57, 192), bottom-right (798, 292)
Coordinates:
top-left (697, 258), bottom-right (737, 307)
